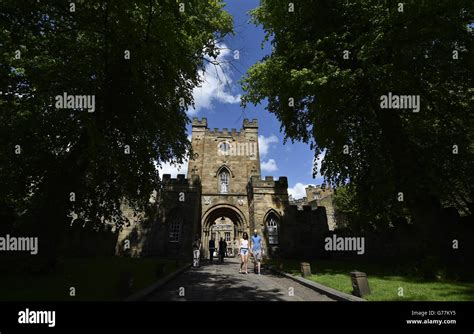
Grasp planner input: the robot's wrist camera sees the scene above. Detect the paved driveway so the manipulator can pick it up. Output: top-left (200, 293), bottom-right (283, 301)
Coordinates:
top-left (146, 257), bottom-right (335, 301)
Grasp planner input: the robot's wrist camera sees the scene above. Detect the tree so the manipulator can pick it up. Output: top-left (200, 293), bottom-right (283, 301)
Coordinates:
top-left (242, 0), bottom-right (473, 234)
top-left (0, 0), bottom-right (233, 259)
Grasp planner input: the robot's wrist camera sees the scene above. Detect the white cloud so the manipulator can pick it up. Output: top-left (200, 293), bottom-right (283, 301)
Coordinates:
top-left (258, 134), bottom-right (278, 157)
top-left (188, 44), bottom-right (241, 115)
top-left (288, 153), bottom-right (326, 200)
top-left (157, 160), bottom-right (188, 178)
top-left (261, 159), bottom-right (278, 172)
top-left (288, 183), bottom-right (313, 200)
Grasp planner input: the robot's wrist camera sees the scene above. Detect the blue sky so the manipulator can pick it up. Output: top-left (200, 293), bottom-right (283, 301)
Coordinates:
top-left (159, 0), bottom-right (324, 199)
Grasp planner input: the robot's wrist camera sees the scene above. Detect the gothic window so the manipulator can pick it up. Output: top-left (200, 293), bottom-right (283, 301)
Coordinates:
top-left (219, 169), bottom-right (230, 193)
top-left (169, 216), bottom-right (181, 243)
top-left (266, 215), bottom-right (279, 245)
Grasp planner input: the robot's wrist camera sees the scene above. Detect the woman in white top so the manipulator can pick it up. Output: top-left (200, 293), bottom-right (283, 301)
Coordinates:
top-left (239, 232), bottom-right (250, 274)
top-left (192, 234), bottom-right (201, 268)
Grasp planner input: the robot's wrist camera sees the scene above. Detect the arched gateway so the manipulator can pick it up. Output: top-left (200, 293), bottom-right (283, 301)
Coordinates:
top-left (201, 204), bottom-right (247, 258)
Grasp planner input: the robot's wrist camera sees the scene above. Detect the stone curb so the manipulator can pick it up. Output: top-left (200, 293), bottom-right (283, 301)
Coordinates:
top-left (125, 262), bottom-right (191, 301)
top-left (267, 265), bottom-right (366, 302)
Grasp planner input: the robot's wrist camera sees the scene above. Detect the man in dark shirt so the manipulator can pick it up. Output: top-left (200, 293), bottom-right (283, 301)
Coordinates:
top-left (208, 238), bottom-right (216, 263)
top-left (218, 238), bottom-right (227, 263)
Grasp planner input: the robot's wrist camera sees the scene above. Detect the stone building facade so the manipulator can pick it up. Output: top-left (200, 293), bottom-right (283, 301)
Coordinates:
top-left (116, 118), bottom-right (329, 259)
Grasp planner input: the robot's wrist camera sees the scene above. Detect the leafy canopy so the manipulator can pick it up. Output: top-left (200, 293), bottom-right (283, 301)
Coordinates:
top-left (0, 0), bottom-right (233, 230)
top-left (242, 0), bottom-right (473, 224)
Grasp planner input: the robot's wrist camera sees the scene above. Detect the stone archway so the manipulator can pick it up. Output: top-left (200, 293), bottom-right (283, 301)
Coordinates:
top-left (201, 204), bottom-right (247, 259)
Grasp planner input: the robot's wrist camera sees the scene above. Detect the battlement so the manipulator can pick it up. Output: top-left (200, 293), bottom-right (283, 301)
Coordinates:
top-left (287, 203), bottom-right (328, 217)
top-left (207, 127), bottom-right (242, 136)
top-left (243, 118), bottom-right (258, 129)
top-left (191, 118), bottom-right (259, 137)
top-left (306, 184), bottom-right (331, 190)
top-left (162, 174), bottom-right (200, 186)
top-left (250, 175), bottom-right (288, 188)
top-left (192, 117), bottom-right (208, 128)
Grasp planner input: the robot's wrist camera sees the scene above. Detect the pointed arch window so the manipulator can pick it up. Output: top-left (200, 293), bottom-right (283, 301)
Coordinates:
top-left (266, 215), bottom-right (279, 245)
top-left (219, 169), bottom-right (230, 193)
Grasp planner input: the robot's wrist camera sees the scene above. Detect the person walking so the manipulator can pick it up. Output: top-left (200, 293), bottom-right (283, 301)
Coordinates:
top-left (208, 237), bottom-right (216, 263)
top-left (250, 229), bottom-right (263, 275)
top-left (218, 238), bottom-right (227, 263)
top-left (192, 234), bottom-right (201, 268)
top-left (239, 232), bottom-right (250, 274)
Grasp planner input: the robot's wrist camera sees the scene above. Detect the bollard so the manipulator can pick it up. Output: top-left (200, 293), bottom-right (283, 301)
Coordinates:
top-left (300, 262), bottom-right (312, 277)
top-left (350, 271), bottom-right (370, 297)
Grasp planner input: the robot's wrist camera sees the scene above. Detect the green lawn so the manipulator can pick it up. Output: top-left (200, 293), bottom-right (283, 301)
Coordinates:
top-left (268, 259), bottom-right (474, 301)
top-left (0, 257), bottom-right (181, 301)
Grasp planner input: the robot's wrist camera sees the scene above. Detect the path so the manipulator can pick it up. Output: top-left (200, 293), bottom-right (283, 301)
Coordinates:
top-left (146, 257), bottom-right (335, 301)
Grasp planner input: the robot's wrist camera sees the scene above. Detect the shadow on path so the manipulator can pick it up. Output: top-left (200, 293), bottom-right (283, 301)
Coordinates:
top-left (146, 257), bottom-right (335, 301)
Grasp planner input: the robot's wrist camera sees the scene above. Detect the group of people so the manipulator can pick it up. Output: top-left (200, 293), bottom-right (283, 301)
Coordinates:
top-left (191, 235), bottom-right (227, 267)
top-left (208, 237), bottom-right (227, 263)
top-left (191, 229), bottom-right (264, 275)
top-left (238, 229), bottom-right (263, 275)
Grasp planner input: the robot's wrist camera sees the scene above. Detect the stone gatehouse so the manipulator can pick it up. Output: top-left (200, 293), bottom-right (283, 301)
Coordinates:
top-left (116, 118), bottom-right (330, 259)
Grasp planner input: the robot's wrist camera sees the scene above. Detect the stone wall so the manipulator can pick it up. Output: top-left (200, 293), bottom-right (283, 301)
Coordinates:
top-left (278, 205), bottom-right (330, 259)
top-left (115, 174), bottom-right (201, 259)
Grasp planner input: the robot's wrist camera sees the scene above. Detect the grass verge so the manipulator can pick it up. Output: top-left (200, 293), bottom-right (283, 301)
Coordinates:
top-left (267, 258), bottom-right (474, 301)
